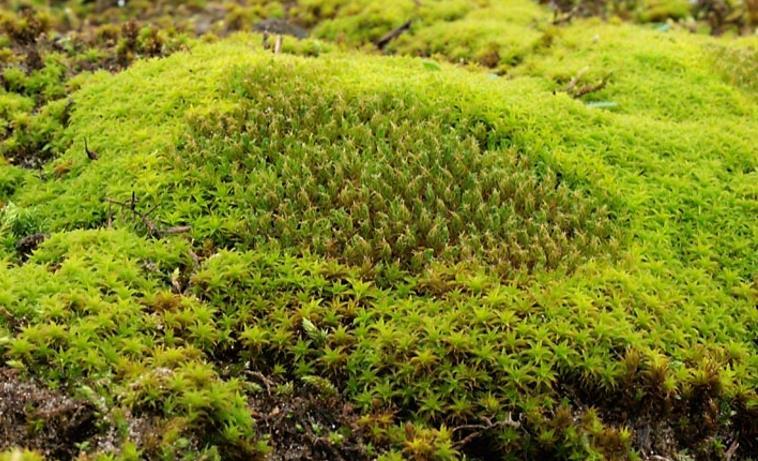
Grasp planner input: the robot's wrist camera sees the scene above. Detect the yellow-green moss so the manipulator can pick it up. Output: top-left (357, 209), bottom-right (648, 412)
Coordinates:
top-left (0, 449), bottom-right (44, 461)
top-left (298, 0), bottom-right (550, 70)
top-left (637, 0), bottom-right (692, 22)
top-left (0, 9), bottom-right (756, 461)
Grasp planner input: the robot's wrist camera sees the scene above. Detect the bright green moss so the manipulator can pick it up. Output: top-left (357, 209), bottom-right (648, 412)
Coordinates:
top-left (189, 245), bottom-right (757, 457)
top-left (706, 38), bottom-right (758, 92)
top-left (0, 164), bottom-right (25, 201)
top-left (0, 9), bottom-right (755, 460)
top-left (0, 200), bottom-right (44, 255)
top-left (298, 0), bottom-right (550, 70)
top-left (0, 230), bottom-right (263, 458)
top-left (1, 55), bottom-right (67, 105)
top-left (8, 36), bottom-right (619, 277)
top-left (637, 0), bottom-right (692, 22)
top-left (1, 66), bottom-right (28, 92)
top-left (304, 0), bottom-right (417, 44)
top-left (514, 20), bottom-right (756, 121)
top-left (0, 97), bottom-right (71, 168)
top-left (393, 0), bottom-right (548, 68)
top-left (0, 450), bottom-right (44, 461)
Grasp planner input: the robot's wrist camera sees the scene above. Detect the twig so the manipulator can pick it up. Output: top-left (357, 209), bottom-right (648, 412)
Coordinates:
top-left (105, 197), bottom-right (160, 236)
top-left (163, 225), bottom-right (192, 235)
top-left (262, 31), bottom-right (270, 50)
top-left (572, 76), bottom-right (609, 98)
top-left (376, 20), bottom-right (412, 50)
top-left (104, 194), bottom-right (191, 238)
top-left (245, 370), bottom-right (275, 395)
top-left (565, 66), bottom-right (589, 95)
top-left (84, 138), bottom-right (98, 160)
top-left (452, 414), bottom-right (520, 448)
top-left (565, 68), bottom-right (610, 98)
top-left (552, 7), bottom-right (576, 26)
top-left (724, 437), bottom-right (740, 461)
top-left (274, 34), bottom-right (283, 54)
top-left (105, 197), bottom-right (134, 211)
top-left (106, 201), bottom-right (113, 228)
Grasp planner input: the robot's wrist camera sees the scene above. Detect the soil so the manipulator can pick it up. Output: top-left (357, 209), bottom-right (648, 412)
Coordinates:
top-left (248, 383), bottom-right (373, 461)
top-left (15, 233), bottom-right (46, 261)
top-left (0, 368), bottom-right (98, 460)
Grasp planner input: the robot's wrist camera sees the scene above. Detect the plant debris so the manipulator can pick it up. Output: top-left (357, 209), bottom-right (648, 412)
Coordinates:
top-left (249, 386), bottom-right (372, 461)
top-left (0, 369), bottom-right (98, 460)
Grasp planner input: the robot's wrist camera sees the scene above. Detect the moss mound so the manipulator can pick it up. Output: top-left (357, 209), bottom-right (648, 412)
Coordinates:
top-left (174, 61), bottom-right (615, 274)
top-left (0, 11), bottom-right (756, 461)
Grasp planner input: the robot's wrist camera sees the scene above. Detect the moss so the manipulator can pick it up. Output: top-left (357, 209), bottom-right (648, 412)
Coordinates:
top-left (706, 38), bottom-right (758, 92)
top-left (297, 0), bottom-right (550, 70)
top-left (173, 60), bottom-right (614, 273)
top-left (0, 163), bottom-right (27, 200)
top-left (637, 0), bottom-right (692, 22)
top-left (303, 0), bottom-right (417, 43)
top-left (0, 450), bottom-right (44, 461)
top-left (0, 24), bottom-right (755, 458)
top-left (0, 1), bottom-right (755, 459)
top-left (514, 20), bottom-right (756, 120)
top-left (0, 229), bottom-right (264, 458)
top-left (0, 89), bottom-right (34, 142)
top-left (0, 97), bottom-right (71, 168)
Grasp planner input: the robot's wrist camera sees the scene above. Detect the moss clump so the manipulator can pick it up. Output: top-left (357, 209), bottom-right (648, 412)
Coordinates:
top-left (172, 62), bottom-right (614, 274)
top-left (391, 0), bottom-right (549, 69)
top-left (0, 6), bottom-right (755, 461)
top-left (514, 20), bottom-right (756, 121)
top-left (637, 0), bottom-right (692, 22)
top-left (0, 230), bottom-right (266, 459)
top-left (0, 6), bottom-right (191, 170)
top-left (0, 163), bottom-right (26, 201)
top-left (0, 97), bottom-right (71, 168)
top-left (0, 450), bottom-right (43, 461)
top-left (295, 0), bottom-right (550, 70)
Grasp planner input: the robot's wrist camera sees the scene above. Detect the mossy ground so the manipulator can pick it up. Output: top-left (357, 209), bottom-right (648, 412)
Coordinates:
top-left (0, 1), bottom-right (756, 461)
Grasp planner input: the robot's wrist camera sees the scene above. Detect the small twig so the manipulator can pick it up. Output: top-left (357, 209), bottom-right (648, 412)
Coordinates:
top-left (724, 437), bottom-right (740, 461)
top-left (104, 194), bottom-right (191, 238)
top-left (452, 414), bottom-right (520, 448)
top-left (245, 370), bottom-right (275, 395)
top-left (552, 7), bottom-right (576, 26)
top-left (273, 34), bottom-right (283, 54)
top-left (163, 225), bottom-right (192, 235)
top-left (142, 202), bottom-right (161, 219)
top-left (84, 138), bottom-right (98, 160)
top-left (572, 76), bottom-right (609, 98)
top-left (262, 31), bottom-right (270, 50)
top-left (104, 197), bottom-right (130, 208)
top-left (565, 66), bottom-right (589, 95)
top-left (375, 20), bottom-right (412, 50)
top-left (565, 68), bottom-right (610, 98)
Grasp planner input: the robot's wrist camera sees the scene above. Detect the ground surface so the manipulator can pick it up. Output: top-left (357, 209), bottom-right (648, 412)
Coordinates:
top-left (0, 1), bottom-right (756, 460)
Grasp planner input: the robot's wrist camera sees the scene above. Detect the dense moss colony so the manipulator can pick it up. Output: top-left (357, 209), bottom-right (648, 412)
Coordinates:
top-left (0, 0), bottom-right (756, 460)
